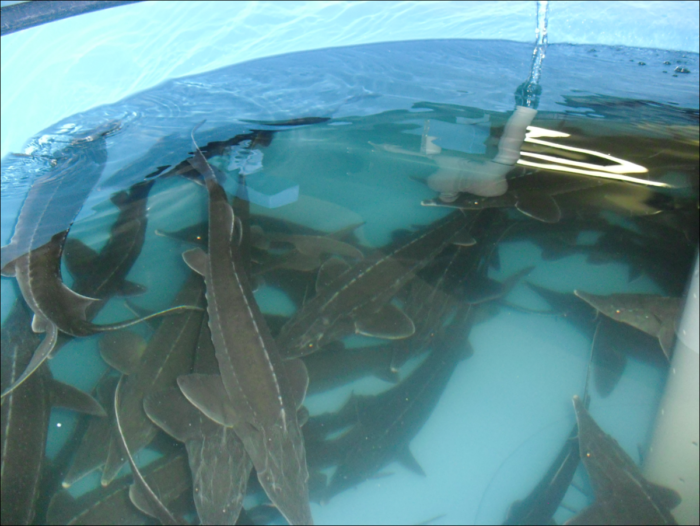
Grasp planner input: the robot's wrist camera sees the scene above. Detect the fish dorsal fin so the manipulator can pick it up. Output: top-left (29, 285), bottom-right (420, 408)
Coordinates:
top-left (177, 373), bottom-right (238, 427)
top-left (143, 388), bottom-right (204, 442)
top-left (516, 193), bottom-right (561, 223)
top-left (283, 359), bottom-right (309, 410)
top-left (182, 248), bottom-right (208, 276)
top-left (646, 480), bottom-right (682, 510)
top-left (109, 189), bottom-right (130, 209)
top-left (63, 238), bottom-right (99, 278)
top-left (316, 257), bottom-right (351, 291)
top-left (50, 379), bottom-right (106, 416)
top-left (98, 331), bottom-right (147, 375)
top-left (355, 303), bottom-right (415, 340)
top-left (397, 447), bottom-right (426, 477)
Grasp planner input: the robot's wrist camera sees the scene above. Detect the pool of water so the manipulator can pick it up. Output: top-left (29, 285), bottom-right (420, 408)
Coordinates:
top-left (1, 4), bottom-right (698, 526)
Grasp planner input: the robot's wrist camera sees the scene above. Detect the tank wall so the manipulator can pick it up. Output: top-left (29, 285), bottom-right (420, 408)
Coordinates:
top-left (1, 1), bottom-right (698, 157)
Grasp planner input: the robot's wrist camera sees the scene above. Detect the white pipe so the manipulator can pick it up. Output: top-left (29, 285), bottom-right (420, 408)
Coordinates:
top-left (644, 252), bottom-right (699, 525)
top-left (427, 106), bottom-right (538, 201)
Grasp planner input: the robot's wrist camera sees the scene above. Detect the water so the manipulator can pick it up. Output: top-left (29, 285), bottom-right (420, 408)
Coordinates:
top-left (1, 38), bottom-right (698, 525)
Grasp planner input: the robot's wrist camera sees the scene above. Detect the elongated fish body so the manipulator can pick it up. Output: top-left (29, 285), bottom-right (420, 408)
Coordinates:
top-left (179, 129), bottom-right (312, 525)
top-left (100, 271), bottom-right (205, 486)
top-left (277, 211), bottom-right (474, 358)
top-left (1, 297), bottom-right (50, 526)
top-left (66, 179), bottom-right (154, 312)
top-left (504, 424), bottom-right (580, 525)
top-left (567, 395), bottom-right (680, 525)
top-left (1, 121), bottom-right (119, 271)
top-left (145, 316), bottom-right (253, 525)
top-left (324, 303), bottom-right (475, 501)
top-left (1, 121), bottom-right (122, 337)
top-left (1, 292), bottom-right (104, 525)
top-left (47, 452), bottom-right (190, 526)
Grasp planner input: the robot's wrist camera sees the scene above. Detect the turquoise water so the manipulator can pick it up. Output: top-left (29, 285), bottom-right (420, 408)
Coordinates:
top-left (1, 35), bottom-right (698, 525)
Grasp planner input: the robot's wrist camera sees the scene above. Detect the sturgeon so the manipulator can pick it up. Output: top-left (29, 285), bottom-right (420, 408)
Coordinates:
top-left (566, 395), bottom-right (681, 525)
top-left (177, 123), bottom-right (313, 525)
top-left (277, 210), bottom-right (476, 359)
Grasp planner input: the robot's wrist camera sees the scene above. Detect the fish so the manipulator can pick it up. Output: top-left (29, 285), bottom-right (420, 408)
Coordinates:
top-left (503, 424), bottom-right (581, 525)
top-left (63, 180), bottom-right (154, 305)
top-left (143, 315), bottom-right (253, 525)
top-left (277, 210), bottom-right (477, 359)
top-left (176, 122), bottom-right (313, 525)
top-left (1, 121), bottom-right (121, 269)
top-left (323, 303), bottom-right (477, 501)
top-left (1, 177), bottom-right (200, 400)
top-left (47, 451), bottom-right (190, 526)
top-left (566, 395), bottom-right (681, 525)
top-left (303, 341), bottom-right (398, 394)
top-left (61, 375), bottom-right (119, 488)
top-left (112, 376), bottom-right (181, 525)
top-left (99, 271), bottom-right (205, 486)
top-left (422, 171), bottom-right (607, 223)
top-left (573, 291), bottom-right (681, 359)
top-left (1, 289), bottom-right (105, 526)
top-left (524, 283), bottom-right (665, 398)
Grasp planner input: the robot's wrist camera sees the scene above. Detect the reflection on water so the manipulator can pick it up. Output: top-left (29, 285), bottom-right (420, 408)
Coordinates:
top-left (1, 39), bottom-right (698, 525)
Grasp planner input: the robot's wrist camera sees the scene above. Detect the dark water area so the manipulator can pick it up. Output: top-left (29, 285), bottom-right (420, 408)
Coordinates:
top-left (1, 39), bottom-right (698, 525)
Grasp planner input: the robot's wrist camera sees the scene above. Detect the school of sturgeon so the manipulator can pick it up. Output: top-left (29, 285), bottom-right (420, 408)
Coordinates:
top-left (1, 103), bottom-right (696, 526)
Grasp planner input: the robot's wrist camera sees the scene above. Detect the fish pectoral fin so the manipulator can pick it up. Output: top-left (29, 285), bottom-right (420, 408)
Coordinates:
top-left (98, 331), bottom-right (147, 375)
top-left (144, 388), bottom-right (204, 444)
top-left (316, 257), bottom-right (351, 291)
top-left (297, 405), bottom-right (310, 426)
top-left (354, 304), bottom-right (415, 339)
top-left (397, 447), bottom-right (426, 477)
top-left (564, 503), bottom-right (607, 525)
top-left (516, 193), bottom-right (562, 223)
top-left (658, 322), bottom-right (675, 361)
top-left (63, 238), bottom-right (100, 278)
top-left (284, 359), bottom-right (309, 409)
top-left (1, 323), bottom-right (58, 399)
top-left (177, 373), bottom-right (237, 427)
top-left (646, 480), bottom-right (682, 510)
top-left (373, 367), bottom-right (399, 384)
top-left (452, 231), bottom-right (477, 247)
top-left (182, 248), bottom-right (208, 276)
top-left (32, 313), bottom-right (51, 333)
top-left (592, 318), bottom-right (628, 398)
top-left (60, 283), bottom-right (101, 321)
top-left (115, 280), bottom-right (148, 297)
top-left (0, 246), bottom-right (17, 276)
top-left (51, 379), bottom-right (106, 416)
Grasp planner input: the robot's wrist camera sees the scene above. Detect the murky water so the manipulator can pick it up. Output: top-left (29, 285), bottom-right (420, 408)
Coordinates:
top-left (1, 39), bottom-right (698, 525)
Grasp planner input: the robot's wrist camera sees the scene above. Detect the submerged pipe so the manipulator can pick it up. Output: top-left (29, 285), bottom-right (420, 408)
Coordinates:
top-left (1, 1), bottom-right (141, 37)
top-left (644, 252), bottom-right (699, 525)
